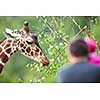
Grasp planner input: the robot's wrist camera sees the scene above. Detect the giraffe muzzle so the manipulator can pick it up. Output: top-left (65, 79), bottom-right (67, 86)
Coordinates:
top-left (41, 58), bottom-right (50, 66)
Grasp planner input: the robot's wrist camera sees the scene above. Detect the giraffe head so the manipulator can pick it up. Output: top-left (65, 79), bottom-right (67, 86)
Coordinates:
top-left (4, 23), bottom-right (50, 66)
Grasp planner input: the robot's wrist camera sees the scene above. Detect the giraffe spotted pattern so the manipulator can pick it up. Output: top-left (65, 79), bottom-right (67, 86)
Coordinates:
top-left (0, 22), bottom-right (49, 73)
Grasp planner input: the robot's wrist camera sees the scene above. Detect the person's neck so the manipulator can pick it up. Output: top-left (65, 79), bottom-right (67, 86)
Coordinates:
top-left (72, 57), bottom-right (88, 64)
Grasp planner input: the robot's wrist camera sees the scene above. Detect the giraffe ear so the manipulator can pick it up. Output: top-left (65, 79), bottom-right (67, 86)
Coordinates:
top-left (4, 28), bottom-right (14, 38)
top-left (5, 28), bottom-right (20, 39)
top-left (5, 28), bottom-right (13, 34)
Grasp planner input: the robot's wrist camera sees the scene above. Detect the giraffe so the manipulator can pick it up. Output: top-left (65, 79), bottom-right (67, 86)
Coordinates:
top-left (0, 22), bottom-right (49, 73)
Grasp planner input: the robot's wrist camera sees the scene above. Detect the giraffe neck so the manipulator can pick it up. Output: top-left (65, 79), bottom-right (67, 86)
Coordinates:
top-left (19, 41), bottom-right (47, 64)
top-left (0, 38), bottom-right (19, 73)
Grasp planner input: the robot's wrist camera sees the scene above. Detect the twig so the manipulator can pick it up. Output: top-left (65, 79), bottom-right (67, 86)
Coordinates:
top-left (69, 16), bottom-right (90, 38)
top-left (40, 16), bottom-right (68, 44)
top-left (69, 16), bottom-right (81, 30)
top-left (73, 25), bottom-right (87, 38)
top-left (38, 46), bottom-right (66, 82)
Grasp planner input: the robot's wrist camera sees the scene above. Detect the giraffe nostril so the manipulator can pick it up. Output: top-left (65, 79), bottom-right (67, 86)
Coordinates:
top-left (43, 64), bottom-right (46, 66)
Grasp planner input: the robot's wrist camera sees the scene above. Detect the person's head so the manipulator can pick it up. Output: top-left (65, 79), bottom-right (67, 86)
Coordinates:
top-left (68, 38), bottom-right (89, 63)
top-left (84, 37), bottom-right (96, 52)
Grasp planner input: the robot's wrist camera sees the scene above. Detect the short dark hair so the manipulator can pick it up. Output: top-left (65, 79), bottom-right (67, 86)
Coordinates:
top-left (69, 38), bottom-right (89, 57)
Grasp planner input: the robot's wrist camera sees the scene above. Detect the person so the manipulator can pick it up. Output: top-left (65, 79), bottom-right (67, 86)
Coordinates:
top-left (84, 36), bottom-right (100, 65)
top-left (57, 38), bottom-right (100, 83)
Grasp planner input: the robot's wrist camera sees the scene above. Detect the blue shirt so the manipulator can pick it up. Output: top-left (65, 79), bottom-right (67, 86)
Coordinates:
top-left (57, 61), bottom-right (100, 83)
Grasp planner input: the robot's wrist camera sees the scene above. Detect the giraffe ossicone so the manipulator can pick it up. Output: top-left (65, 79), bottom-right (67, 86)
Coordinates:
top-left (0, 22), bottom-right (49, 73)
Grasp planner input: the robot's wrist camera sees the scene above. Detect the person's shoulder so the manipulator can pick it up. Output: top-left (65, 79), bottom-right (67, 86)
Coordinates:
top-left (87, 62), bottom-right (100, 69)
top-left (87, 61), bottom-right (99, 66)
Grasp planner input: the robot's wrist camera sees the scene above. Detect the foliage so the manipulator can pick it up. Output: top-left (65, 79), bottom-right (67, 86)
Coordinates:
top-left (0, 16), bottom-right (99, 83)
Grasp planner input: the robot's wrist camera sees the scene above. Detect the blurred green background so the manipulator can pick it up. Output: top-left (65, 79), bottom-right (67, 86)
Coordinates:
top-left (0, 16), bottom-right (100, 83)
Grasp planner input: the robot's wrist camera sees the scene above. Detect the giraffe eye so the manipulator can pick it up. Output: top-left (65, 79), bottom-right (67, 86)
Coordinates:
top-left (26, 37), bottom-right (33, 44)
top-left (26, 40), bottom-right (33, 44)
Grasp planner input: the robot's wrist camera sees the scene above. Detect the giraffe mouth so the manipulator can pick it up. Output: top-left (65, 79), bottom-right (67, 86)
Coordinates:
top-left (41, 58), bottom-right (50, 66)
